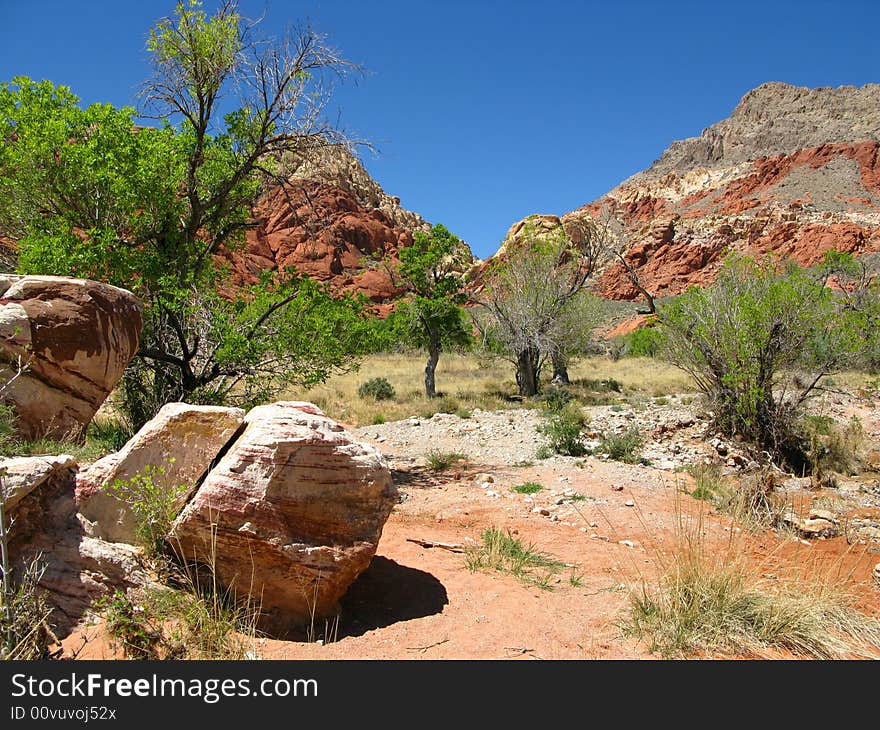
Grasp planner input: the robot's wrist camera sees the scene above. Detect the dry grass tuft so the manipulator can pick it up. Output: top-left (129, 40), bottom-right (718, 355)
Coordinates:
top-left (623, 501), bottom-right (880, 659)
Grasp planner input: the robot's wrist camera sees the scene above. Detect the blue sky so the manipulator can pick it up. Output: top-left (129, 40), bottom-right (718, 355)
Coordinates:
top-left (2, 0), bottom-right (879, 257)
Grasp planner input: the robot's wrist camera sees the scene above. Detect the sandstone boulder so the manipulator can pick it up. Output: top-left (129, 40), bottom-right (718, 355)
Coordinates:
top-left (1, 455), bottom-right (153, 636)
top-left (169, 401), bottom-right (396, 630)
top-left (76, 403), bottom-right (245, 544)
top-left (0, 275), bottom-right (143, 440)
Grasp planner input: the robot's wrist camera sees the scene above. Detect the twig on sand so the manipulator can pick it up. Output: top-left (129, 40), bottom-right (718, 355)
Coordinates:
top-left (406, 538), bottom-right (465, 553)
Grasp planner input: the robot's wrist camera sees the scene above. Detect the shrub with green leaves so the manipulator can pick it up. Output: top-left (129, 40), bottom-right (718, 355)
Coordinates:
top-left (598, 427), bottom-right (644, 464)
top-left (105, 463), bottom-right (186, 556)
top-left (659, 253), bottom-right (876, 467)
top-left (621, 325), bottom-right (663, 358)
top-left (357, 377), bottom-right (395, 401)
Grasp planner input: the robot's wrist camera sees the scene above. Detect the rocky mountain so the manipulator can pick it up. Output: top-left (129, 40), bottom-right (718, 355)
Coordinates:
top-left (508, 82), bottom-right (880, 302)
top-left (224, 146), bottom-right (476, 313)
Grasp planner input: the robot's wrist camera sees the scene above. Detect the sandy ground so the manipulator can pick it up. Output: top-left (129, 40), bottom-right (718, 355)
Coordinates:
top-left (62, 445), bottom-right (880, 661)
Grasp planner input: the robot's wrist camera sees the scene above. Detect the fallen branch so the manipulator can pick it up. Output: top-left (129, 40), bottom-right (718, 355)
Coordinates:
top-left (407, 638), bottom-right (449, 653)
top-left (406, 538), bottom-right (465, 553)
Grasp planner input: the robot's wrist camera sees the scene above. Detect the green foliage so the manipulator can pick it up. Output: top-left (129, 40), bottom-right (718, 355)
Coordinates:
top-left (512, 482), bottom-right (544, 494)
top-left (425, 450), bottom-right (467, 472)
top-left (95, 590), bottom-right (163, 660)
top-left (620, 325), bottom-right (664, 358)
top-left (465, 528), bottom-right (566, 590)
top-left (1, 2), bottom-right (366, 428)
top-left (659, 253), bottom-right (874, 465)
top-left (536, 385), bottom-right (575, 411)
top-left (391, 223), bottom-right (472, 398)
top-left (685, 464), bottom-right (729, 502)
top-left (357, 377), bottom-right (395, 401)
top-left (598, 427), bottom-right (644, 464)
top-left (105, 464), bottom-right (186, 556)
top-left (537, 403), bottom-right (588, 457)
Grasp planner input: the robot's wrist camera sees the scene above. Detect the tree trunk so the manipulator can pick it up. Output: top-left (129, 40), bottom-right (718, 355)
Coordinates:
top-left (425, 346), bottom-right (440, 399)
top-left (515, 347), bottom-right (541, 397)
top-left (550, 348), bottom-right (570, 385)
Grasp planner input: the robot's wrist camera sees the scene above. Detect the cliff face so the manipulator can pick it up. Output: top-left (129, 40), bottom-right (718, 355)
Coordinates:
top-left (515, 82), bottom-right (880, 300)
top-left (223, 146), bottom-right (472, 312)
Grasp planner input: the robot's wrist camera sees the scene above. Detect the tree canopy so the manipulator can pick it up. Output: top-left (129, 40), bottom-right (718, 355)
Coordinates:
top-left (389, 223), bottom-right (472, 398)
top-left (0, 1), bottom-right (373, 427)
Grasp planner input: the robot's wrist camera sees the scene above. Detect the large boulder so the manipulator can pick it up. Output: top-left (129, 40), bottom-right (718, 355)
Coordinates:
top-left (169, 401), bottom-right (397, 631)
top-left (76, 403), bottom-right (246, 544)
top-left (1, 455), bottom-right (153, 637)
top-left (0, 275), bottom-right (143, 440)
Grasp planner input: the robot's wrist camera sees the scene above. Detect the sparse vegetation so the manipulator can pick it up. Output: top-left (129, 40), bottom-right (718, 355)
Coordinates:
top-left (465, 528), bottom-right (566, 590)
top-left (425, 450), bottom-right (467, 472)
top-left (624, 509), bottom-right (880, 659)
top-left (537, 403), bottom-right (588, 457)
top-left (598, 427), bottom-right (644, 464)
top-left (0, 555), bottom-right (52, 660)
top-left (104, 463), bottom-right (187, 556)
top-left (512, 482), bottom-right (544, 494)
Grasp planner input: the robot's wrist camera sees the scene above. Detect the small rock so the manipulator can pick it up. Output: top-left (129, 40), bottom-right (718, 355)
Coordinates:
top-left (470, 473), bottom-right (494, 484)
top-left (539, 508), bottom-right (551, 517)
top-left (611, 485), bottom-right (624, 492)
top-left (808, 508), bottom-right (837, 523)
top-left (624, 500), bottom-right (635, 507)
top-left (550, 514), bottom-right (559, 522)
top-left (873, 563), bottom-right (880, 586)
top-left (618, 540), bottom-right (636, 548)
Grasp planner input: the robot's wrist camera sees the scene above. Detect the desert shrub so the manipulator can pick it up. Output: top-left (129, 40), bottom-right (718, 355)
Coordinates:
top-left (598, 427), bottom-right (644, 464)
top-left (537, 385), bottom-right (575, 411)
top-left (425, 451), bottom-right (467, 472)
top-left (105, 463), bottom-right (186, 556)
top-left (465, 528), bottom-right (565, 590)
top-left (537, 403), bottom-right (588, 456)
top-left (512, 482), bottom-right (544, 494)
top-left (357, 377), bottom-right (395, 401)
top-left (622, 325), bottom-right (664, 358)
top-left (804, 415), bottom-right (864, 478)
top-left (659, 253), bottom-right (873, 468)
top-left (96, 590), bottom-right (163, 660)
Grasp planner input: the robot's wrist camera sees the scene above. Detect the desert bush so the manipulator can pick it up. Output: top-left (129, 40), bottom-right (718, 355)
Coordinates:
top-left (598, 427), bottom-right (644, 464)
top-left (536, 385), bottom-right (575, 411)
top-left (512, 482), bottom-right (544, 494)
top-left (465, 528), bottom-right (565, 590)
top-left (104, 463), bottom-right (186, 556)
top-left (621, 325), bottom-right (663, 358)
top-left (425, 451), bottom-right (467, 472)
top-left (537, 403), bottom-right (588, 456)
top-left (659, 253), bottom-right (873, 468)
top-left (804, 415), bottom-right (864, 478)
top-left (357, 377), bottom-right (395, 401)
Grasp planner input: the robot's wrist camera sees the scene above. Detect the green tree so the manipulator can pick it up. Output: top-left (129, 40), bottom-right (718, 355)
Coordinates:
top-left (390, 224), bottom-right (472, 398)
top-left (0, 1), bottom-right (372, 427)
top-left (659, 253), bottom-right (873, 466)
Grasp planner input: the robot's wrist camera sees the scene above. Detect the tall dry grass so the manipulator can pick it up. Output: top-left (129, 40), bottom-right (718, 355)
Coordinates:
top-left (282, 352), bottom-right (695, 426)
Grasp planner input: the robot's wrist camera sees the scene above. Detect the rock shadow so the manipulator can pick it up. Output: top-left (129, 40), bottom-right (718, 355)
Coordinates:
top-left (335, 556), bottom-right (448, 638)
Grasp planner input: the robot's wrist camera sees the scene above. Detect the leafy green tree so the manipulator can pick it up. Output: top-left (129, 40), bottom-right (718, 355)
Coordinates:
top-left (659, 253), bottom-right (873, 466)
top-left (0, 1), bottom-right (372, 427)
top-left (390, 224), bottom-right (472, 398)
